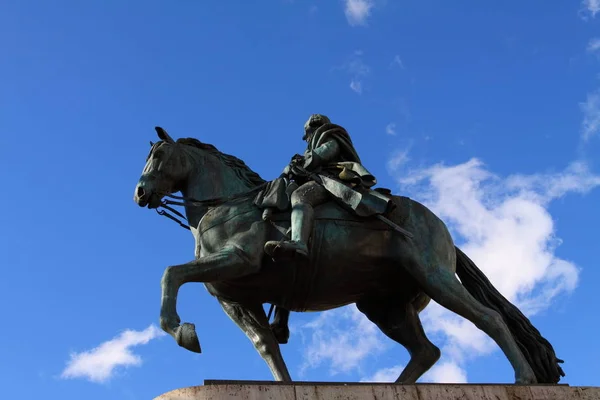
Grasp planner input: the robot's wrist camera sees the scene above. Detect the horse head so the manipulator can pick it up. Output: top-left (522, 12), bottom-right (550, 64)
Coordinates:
top-left (134, 127), bottom-right (190, 209)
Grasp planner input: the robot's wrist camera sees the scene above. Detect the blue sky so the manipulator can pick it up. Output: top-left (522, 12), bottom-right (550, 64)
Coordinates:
top-left (2, 0), bottom-right (600, 398)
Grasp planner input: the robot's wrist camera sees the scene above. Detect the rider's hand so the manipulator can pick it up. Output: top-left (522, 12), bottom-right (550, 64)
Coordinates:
top-left (303, 152), bottom-right (321, 170)
top-left (290, 154), bottom-right (304, 163)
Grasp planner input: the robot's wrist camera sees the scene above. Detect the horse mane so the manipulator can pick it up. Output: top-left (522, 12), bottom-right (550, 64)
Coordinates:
top-left (176, 138), bottom-right (266, 188)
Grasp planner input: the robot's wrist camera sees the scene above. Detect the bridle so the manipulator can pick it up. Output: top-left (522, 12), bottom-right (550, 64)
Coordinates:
top-left (145, 141), bottom-right (268, 230)
top-left (154, 183), bottom-right (268, 231)
top-left (154, 182), bottom-right (280, 320)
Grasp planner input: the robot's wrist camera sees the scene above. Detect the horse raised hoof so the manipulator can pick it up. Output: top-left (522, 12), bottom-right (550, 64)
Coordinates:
top-left (175, 322), bottom-right (202, 353)
top-left (270, 322), bottom-right (290, 344)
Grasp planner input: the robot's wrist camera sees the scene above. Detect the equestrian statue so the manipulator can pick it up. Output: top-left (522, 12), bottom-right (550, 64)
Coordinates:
top-left (132, 114), bottom-right (564, 384)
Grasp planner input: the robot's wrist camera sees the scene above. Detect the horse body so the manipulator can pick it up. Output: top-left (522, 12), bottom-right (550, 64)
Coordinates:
top-left (202, 196), bottom-right (433, 313)
top-left (133, 127), bottom-right (564, 385)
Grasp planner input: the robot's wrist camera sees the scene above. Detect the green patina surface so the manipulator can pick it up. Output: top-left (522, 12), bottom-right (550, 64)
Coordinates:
top-left (132, 118), bottom-right (564, 385)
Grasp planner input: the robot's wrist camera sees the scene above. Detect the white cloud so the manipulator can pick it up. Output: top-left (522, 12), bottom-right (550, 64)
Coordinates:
top-left (361, 365), bottom-right (403, 382)
top-left (587, 38), bottom-right (600, 55)
top-left (391, 55), bottom-right (405, 69)
top-left (300, 306), bottom-right (387, 375)
top-left (361, 361), bottom-right (467, 383)
top-left (581, 90), bottom-right (600, 141)
top-left (61, 325), bottom-right (165, 383)
top-left (347, 55), bottom-right (369, 76)
top-left (398, 158), bottom-right (587, 307)
top-left (393, 157), bottom-right (594, 371)
top-left (350, 79), bottom-right (363, 94)
top-left (420, 303), bottom-right (495, 365)
top-left (387, 148), bottom-right (410, 172)
top-left (299, 154), bottom-right (597, 382)
top-left (344, 0), bottom-right (375, 26)
top-left (581, 0), bottom-right (600, 18)
top-left (422, 362), bottom-right (468, 383)
top-left (338, 51), bottom-right (370, 94)
top-left (385, 122), bottom-right (397, 135)
top-left (504, 160), bottom-right (600, 202)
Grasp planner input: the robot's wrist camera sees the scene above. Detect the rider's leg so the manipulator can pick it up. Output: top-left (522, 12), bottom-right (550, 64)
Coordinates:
top-left (287, 181), bottom-right (329, 256)
top-left (264, 181), bottom-right (329, 258)
top-left (266, 181), bottom-right (329, 341)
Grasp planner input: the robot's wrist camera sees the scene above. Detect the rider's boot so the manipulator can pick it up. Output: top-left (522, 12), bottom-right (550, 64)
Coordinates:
top-left (265, 203), bottom-right (314, 260)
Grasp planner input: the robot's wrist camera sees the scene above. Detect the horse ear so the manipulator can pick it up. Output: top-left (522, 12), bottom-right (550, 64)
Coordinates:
top-left (149, 141), bottom-right (154, 146)
top-left (155, 126), bottom-right (175, 143)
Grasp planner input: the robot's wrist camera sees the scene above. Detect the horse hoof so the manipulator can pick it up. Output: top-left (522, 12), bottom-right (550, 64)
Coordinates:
top-left (270, 323), bottom-right (290, 344)
top-left (515, 374), bottom-right (537, 385)
top-left (176, 323), bottom-right (202, 353)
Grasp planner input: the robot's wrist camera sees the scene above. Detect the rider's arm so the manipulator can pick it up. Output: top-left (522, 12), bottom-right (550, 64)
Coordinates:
top-left (303, 139), bottom-right (341, 170)
top-left (282, 154), bottom-right (305, 175)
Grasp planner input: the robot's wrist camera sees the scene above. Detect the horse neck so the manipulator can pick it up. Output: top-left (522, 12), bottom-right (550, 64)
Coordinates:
top-left (180, 151), bottom-right (256, 230)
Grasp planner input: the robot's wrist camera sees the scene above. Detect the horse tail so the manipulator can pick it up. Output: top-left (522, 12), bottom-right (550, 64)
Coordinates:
top-left (454, 246), bottom-right (565, 383)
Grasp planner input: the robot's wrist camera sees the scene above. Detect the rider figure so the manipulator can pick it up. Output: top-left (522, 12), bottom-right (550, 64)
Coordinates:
top-left (264, 114), bottom-right (376, 259)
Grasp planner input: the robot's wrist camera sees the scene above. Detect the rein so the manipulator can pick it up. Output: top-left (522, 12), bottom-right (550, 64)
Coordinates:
top-left (154, 182), bottom-right (279, 321)
top-left (155, 183), bottom-right (267, 231)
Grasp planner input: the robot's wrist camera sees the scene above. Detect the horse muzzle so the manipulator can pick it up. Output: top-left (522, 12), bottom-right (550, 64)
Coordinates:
top-left (134, 185), bottom-right (162, 209)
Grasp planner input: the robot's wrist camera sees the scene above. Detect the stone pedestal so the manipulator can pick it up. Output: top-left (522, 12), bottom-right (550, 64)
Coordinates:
top-left (154, 380), bottom-right (600, 400)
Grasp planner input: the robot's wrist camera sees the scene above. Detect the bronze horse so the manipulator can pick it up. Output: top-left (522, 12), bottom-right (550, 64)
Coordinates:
top-left (133, 127), bottom-right (564, 384)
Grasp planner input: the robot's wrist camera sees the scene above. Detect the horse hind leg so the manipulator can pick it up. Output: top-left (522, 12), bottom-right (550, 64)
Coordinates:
top-left (218, 299), bottom-right (292, 382)
top-left (357, 295), bottom-right (440, 384)
top-left (405, 256), bottom-right (536, 384)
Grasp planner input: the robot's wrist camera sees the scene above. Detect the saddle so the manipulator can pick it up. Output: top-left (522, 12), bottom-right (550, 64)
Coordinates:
top-left (253, 176), bottom-right (396, 221)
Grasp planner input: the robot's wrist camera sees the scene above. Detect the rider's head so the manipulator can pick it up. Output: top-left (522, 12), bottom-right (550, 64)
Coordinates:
top-left (303, 114), bottom-right (331, 141)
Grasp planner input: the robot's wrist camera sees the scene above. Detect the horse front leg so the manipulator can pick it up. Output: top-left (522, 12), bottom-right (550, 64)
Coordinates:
top-left (160, 245), bottom-right (258, 353)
